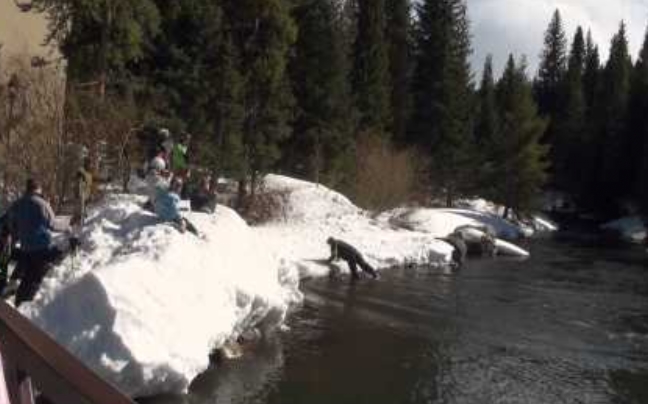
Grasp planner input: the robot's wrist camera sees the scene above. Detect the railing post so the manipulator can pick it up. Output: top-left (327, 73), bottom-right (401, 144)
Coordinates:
top-left (2, 351), bottom-right (20, 404)
top-left (17, 372), bottom-right (34, 404)
top-left (0, 349), bottom-right (12, 404)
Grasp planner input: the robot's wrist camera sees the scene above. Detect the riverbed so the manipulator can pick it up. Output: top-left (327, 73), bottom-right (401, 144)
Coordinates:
top-left (144, 232), bottom-right (648, 404)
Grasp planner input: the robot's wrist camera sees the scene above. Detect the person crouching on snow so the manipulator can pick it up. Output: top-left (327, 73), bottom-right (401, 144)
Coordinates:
top-left (154, 177), bottom-right (199, 236)
top-left (144, 150), bottom-right (171, 211)
top-left (441, 231), bottom-right (467, 269)
top-left (326, 237), bottom-right (378, 280)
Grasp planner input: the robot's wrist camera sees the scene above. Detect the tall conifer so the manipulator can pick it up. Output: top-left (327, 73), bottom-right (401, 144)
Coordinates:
top-left (629, 27), bottom-right (648, 212)
top-left (224, 0), bottom-right (297, 194)
top-left (287, 0), bottom-right (355, 187)
top-left (495, 55), bottom-right (549, 215)
top-left (386, 0), bottom-right (411, 143)
top-left (353, 0), bottom-right (391, 136)
top-left (597, 22), bottom-right (633, 211)
top-left (475, 55), bottom-right (499, 196)
top-left (410, 0), bottom-right (474, 206)
top-left (554, 27), bottom-right (586, 193)
top-left (535, 9), bottom-right (568, 118)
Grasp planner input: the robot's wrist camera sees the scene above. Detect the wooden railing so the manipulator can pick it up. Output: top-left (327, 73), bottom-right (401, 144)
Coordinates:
top-left (0, 300), bottom-right (136, 404)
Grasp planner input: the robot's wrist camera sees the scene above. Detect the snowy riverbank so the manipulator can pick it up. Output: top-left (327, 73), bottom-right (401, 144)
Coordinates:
top-left (17, 175), bottom-right (548, 397)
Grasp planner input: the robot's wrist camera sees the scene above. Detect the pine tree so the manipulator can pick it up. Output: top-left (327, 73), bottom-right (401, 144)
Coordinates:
top-left (629, 27), bottom-right (648, 212)
top-left (554, 27), bottom-right (586, 193)
top-left (409, 0), bottom-right (474, 206)
top-left (534, 9), bottom-right (567, 181)
top-left (596, 22), bottom-right (633, 212)
top-left (32, 0), bottom-right (161, 94)
top-left (579, 29), bottom-right (603, 206)
top-left (224, 0), bottom-right (298, 195)
top-left (135, 0), bottom-right (224, 127)
top-left (476, 55), bottom-right (498, 147)
top-left (535, 9), bottom-right (568, 118)
top-left (287, 0), bottom-right (355, 187)
top-left (209, 32), bottom-right (246, 180)
top-left (475, 55), bottom-right (499, 196)
top-left (386, 0), bottom-right (411, 143)
top-left (495, 55), bottom-right (549, 215)
top-left (352, 0), bottom-right (392, 136)
top-left (583, 30), bottom-right (601, 114)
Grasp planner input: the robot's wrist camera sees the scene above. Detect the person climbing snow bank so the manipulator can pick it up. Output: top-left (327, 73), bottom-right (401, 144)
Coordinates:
top-left (4, 179), bottom-right (78, 306)
top-left (326, 237), bottom-right (378, 280)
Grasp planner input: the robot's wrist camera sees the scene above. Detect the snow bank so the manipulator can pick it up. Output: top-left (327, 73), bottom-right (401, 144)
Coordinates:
top-left (257, 176), bottom-right (533, 278)
top-left (21, 195), bottom-right (301, 397)
top-left (601, 216), bottom-right (647, 244)
top-left (257, 176), bottom-right (455, 278)
top-left (381, 208), bottom-right (525, 240)
top-left (533, 215), bottom-right (559, 232)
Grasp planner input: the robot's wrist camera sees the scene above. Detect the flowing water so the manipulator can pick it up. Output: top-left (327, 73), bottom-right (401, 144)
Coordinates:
top-left (146, 230), bottom-right (648, 404)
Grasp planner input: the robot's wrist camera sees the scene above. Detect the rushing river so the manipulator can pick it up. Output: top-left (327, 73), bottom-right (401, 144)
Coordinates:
top-left (144, 229), bottom-right (648, 404)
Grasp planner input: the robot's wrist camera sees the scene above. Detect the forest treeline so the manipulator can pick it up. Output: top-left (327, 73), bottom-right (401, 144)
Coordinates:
top-left (1, 0), bottom-right (647, 219)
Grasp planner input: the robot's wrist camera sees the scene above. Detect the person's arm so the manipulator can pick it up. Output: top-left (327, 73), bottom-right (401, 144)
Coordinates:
top-left (327, 242), bottom-right (337, 263)
top-left (42, 199), bottom-right (71, 233)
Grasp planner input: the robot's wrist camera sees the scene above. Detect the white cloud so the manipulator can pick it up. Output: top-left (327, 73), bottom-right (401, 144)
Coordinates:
top-left (467, 0), bottom-right (648, 78)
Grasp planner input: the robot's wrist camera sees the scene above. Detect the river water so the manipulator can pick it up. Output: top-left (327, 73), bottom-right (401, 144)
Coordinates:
top-left (146, 231), bottom-right (648, 404)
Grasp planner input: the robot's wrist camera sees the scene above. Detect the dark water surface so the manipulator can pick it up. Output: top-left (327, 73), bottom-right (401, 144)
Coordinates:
top-left (151, 234), bottom-right (648, 404)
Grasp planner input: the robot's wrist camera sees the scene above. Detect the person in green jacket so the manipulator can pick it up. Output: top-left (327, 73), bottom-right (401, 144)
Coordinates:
top-left (171, 132), bottom-right (191, 176)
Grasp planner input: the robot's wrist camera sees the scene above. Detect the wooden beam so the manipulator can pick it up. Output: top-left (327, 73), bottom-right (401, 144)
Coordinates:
top-left (0, 301), bottom-right (135, 404)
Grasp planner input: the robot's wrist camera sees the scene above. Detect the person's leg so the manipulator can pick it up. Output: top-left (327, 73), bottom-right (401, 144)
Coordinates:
top-left (14, 249), bottom-right (61, 307)
top-left (15, 253), bottom-right (47, 307)
top-left (171, 218), bottom-right (187, 233)
top-left (184, 219), bottom-right (199, 236)
top-left (346, 259), bottom-right (360, 280)
top-left (358, 258), bottom-right (378, 279)
top-left (9, 247), bottom-right (24, 282)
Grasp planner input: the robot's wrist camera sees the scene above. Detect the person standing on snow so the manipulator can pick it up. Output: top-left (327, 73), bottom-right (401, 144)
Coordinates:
top-left (5, 179), bottom-right (78, 306)
top-left (171, 132), bottom-right (191, 177)
top-left (154, 177), bottom-right (199, 236)
top-left (326, 237), bottom-right (378, 280)
top-left (160, 128), bottom-right (174, 167)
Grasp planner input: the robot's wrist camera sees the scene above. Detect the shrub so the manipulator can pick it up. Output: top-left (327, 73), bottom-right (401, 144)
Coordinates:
top-left (353, 132), bottom-right (426, 210)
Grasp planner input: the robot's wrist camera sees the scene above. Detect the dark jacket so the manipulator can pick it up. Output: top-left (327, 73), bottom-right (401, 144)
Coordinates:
top-left (328, 238), bottom-right (363, 262)
top-left (7, 193), bottom-right (69, 252)
top-left (443, 233), bottom-right (467, 266)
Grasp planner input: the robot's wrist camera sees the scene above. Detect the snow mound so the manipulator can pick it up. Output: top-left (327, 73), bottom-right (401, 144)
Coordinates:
top-left (21, 194), bottom-right (302, 397)
top-left (601, 216), bottom-right (647, 243)
top-left (382, 208), bottom-right (525, 240)
top-left (262, 175), bottom-right (361, 223)
top-left (258, 176), bottom-right (455, 278)
top-left (533, 215), bottom-right (559, 232)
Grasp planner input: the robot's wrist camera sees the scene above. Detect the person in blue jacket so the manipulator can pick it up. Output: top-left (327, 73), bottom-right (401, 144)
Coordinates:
top-left (154, 177), bottom-right (199, 236)
top-left (5, 179), bottom-right (78, 306)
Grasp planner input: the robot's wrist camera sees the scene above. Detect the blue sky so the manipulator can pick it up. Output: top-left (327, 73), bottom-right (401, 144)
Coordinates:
top-left (467, 0), bottom-right (648, 77)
